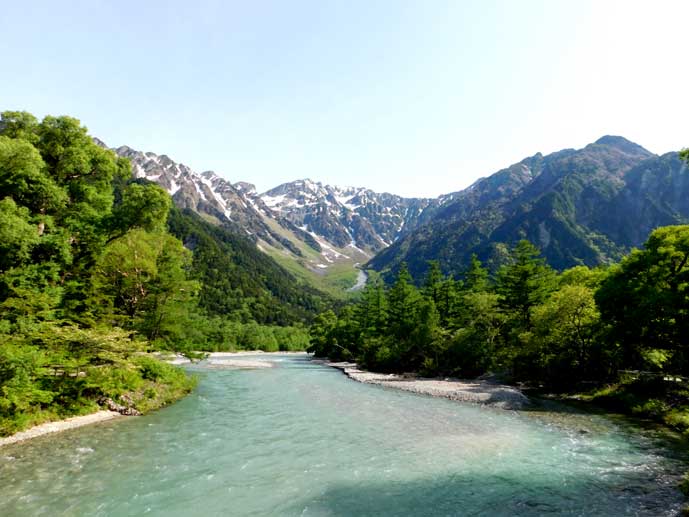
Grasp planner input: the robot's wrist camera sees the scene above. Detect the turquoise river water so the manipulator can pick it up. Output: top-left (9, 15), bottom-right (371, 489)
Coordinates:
top-left (1, 354), bottom-right (687, 516)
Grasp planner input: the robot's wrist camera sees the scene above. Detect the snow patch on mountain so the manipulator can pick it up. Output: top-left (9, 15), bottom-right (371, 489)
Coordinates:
top-left (98, 139), bottom-right (454, 288)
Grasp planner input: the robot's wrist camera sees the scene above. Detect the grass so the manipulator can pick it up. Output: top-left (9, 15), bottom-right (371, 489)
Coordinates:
top-left (265, 242), bottom-right (362, 299)
top-left (127, 356), bottom-right (198, 413)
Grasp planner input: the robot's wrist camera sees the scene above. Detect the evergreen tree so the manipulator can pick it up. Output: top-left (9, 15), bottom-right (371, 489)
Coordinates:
top-left (496, 240), bottom-right (556, 330)
top-left (423, 260), bottom-right (443, 305)
top-left (387, 263), bottom-right (422, 341)
top-left (463, 254), bottom-right (490, 292)
top-left (449, 291), bottom-right (504, 377)
top-left (412, 298), bottom-right (443, 372)
top-left (357, 277), bottom-right (388, 337)
top-left (436, 276), bottom-right (462, 329)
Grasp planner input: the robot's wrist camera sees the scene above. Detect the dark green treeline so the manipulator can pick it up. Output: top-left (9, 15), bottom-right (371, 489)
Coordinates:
top-left (310, 227), bottom-right (689, 394)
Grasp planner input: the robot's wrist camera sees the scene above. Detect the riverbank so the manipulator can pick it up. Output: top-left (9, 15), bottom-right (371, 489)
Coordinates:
top-left (319, 360), bottom-right (529, 410)
top-left (0, 411), bottom-right (121, 447)
top-left (561, 376), bottom-right (689, 439)
top-left (1, 354), bottom-right (196, 445)
top-left (1, 352), bottom-right (305, 447)
top-left (164, 350), bottom-right (308, 367)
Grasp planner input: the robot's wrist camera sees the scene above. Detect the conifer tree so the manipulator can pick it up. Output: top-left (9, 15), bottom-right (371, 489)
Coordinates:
top-left (387, 263), bottom-right (422, 341)
top-left (463, 254), bottom-right (490, 293)
top-left (357, 277), bottom-right (388, 337)
top-left (423, 260), bottom-right (443, 305)
top-left (496, 240), bottom-right (556, 330)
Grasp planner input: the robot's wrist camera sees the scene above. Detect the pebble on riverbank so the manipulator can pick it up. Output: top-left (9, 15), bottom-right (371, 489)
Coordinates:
top-left (320, 360), bottom-right (529, 410)
top-left (164, 351), bottom-right (307, 368)
top-left (0, 411), bottom-right (122, 448)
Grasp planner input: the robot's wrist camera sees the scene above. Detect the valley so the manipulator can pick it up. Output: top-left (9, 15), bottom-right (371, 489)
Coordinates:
top-left (108, 142), bottom-right (446, 295)
top-left (4, 3), bottom-right (689, 515)
top-left (107, 135), bottom-right (689, 290)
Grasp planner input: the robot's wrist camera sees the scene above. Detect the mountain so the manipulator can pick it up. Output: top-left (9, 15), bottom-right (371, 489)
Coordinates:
top-left (112, 144), bottom-right (301, 254)
top-left (259, 179), bottom-right (441, 252)
top-left (104, 141), bottom-right (445, 292)
top-left (166, 206), bottom-right (329, 324)
top-left (104, 136), bottom-right (689, 288)
top-left (368, 136), bottom-right (689, 279)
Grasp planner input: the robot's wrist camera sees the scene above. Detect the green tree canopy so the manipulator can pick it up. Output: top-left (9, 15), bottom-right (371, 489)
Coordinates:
top-left (596, 225), bottom-right (689, 371)
top-left (0, 136), bottom-right (66, 214)
top-left (0, 198), bottom-right (40, 271)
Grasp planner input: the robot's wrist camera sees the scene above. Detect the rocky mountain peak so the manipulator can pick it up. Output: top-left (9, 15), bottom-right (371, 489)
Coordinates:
top-left (592, 135), bottom-right (652, 157)
top-left (234, 181), bottom-right (257, 195)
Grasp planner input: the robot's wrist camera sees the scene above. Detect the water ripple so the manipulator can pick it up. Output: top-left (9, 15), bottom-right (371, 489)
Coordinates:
top-left (0, 354), bottom-right (687, 516)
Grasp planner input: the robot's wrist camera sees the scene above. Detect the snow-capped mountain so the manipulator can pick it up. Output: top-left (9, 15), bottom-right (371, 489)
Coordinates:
top-left (112, 145), bottom-right (307, 257)
top-left (104, 142), bottom-right (444, 279)
top-left (259, 180), bottom-right (439, 253)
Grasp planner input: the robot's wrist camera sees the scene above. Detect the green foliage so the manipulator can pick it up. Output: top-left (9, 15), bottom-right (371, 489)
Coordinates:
top-left (167, 206), bottom-right (330, 325)
top-left (310, 229), bottom-right (689, 397)
top-left (523, 284), bottom-right (602, 386)
top-left (596, 225), bottom-right (689, 371)
top-left (0, 342), bottom-right (53, 416)
top-left (0, 110), bottom-right (204, 435)
top-left (582, 375), bottom-right (689, 439)
top-left (449, 291), bottom-right (504, 377)
top-left (0, 111), bottom-right (40, 143)
top-left (0, 198), bottom-right (40, 270)
top-left (92, 229), bottom-right (200, 345)
top-left (496, 240), bottom-right (556, 330)
top-left (307, 310), bottom-right (338, 358)
top-left (0, 136), bottom-right (66, 213)
top-left (464, 254), bottom-right (490, 292)
top-left (111, 181), bottom-right (171, 235)
top-left (680, 148), bottom-right (689, 164)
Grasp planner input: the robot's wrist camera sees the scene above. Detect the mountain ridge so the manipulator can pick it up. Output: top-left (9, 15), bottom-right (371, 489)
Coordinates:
top-left (98, 135), bottom-right (688, 288)
top-left (367, 136), bottom-right (687, 280)
top-left (99, 139), bottom-right (448, 292)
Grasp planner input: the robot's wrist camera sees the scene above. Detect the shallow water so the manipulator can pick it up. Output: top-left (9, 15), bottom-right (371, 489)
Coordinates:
top-left (1, 355), bottom-right (686, 516)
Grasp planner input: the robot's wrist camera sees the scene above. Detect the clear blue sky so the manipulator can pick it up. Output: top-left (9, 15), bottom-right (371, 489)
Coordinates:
top-left (2, 0), bottom-right (688, 197)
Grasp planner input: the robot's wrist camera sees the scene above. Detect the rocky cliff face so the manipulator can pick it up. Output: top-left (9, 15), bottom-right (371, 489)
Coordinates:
top-left (259, 179), bottom-right (440, 253)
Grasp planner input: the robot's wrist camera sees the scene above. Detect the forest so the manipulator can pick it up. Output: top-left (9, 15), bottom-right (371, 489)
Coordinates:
top-left (0, 111), bottom-right (316, 435)
top-left (310, 220), bottom-right (689, 436)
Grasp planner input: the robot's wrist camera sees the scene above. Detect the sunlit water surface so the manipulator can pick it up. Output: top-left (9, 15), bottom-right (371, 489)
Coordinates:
top-left (1, 355), bottom-right (687, 516)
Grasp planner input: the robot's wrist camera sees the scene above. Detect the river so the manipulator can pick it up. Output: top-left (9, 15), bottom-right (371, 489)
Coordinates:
top-left (1, 354), bottom-right (686, 516)
top-left (347, 268), bottom-right (367, 292)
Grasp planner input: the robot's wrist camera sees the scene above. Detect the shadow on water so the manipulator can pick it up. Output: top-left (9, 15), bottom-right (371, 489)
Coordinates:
top-left (288, 469), bottom-right (684, 517)
top-left (519, 396), bottom-right (689, 455)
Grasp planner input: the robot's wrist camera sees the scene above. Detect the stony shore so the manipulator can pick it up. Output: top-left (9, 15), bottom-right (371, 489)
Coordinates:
top-left (319, 360), bottom-right (529, 410)
top-left (165, 351), bottom-right (308, 368)
top-left (0, 411), bottom-right (121, 447)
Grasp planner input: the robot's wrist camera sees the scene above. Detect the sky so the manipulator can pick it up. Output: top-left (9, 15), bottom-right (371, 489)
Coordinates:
top-left (2, 0), bottom-right (688, 197)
